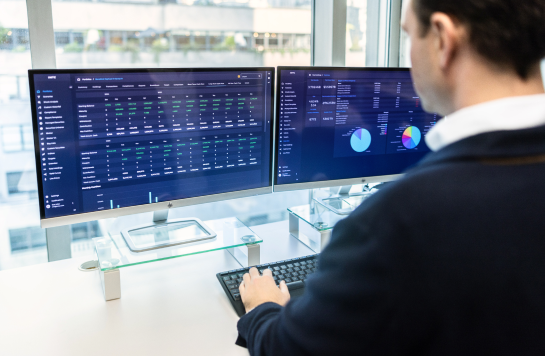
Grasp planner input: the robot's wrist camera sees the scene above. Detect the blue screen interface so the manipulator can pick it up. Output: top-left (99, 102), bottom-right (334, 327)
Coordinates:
top-left (276, 68), bottom-right (439, 185)
top-left (31, 69), bottom-right (273, 219)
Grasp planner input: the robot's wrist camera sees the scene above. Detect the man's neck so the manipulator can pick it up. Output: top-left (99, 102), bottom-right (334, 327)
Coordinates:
top-left (448, 60), bottom-right (544, 114)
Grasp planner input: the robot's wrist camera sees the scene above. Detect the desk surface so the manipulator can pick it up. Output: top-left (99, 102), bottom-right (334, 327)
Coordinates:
top-left (0, 220), bottom-right (314, 356)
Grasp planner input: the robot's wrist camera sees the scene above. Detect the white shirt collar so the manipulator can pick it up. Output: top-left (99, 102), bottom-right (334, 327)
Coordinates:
top-left (425, 94), bottom-right (545, 151)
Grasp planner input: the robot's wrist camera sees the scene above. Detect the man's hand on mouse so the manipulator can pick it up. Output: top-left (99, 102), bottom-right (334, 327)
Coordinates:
top-left (239, 267), bottom-right (291, 312)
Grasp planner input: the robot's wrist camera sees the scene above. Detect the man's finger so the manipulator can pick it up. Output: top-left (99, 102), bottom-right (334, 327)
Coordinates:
top-left (249, 267), bottom-right (260, 278)
top-left (243, 272), bottom-right (251, 285)
top-left (279, 280), bottom-right (290, 296)
top-left (262, 268), bottom-right (273, 277)
top-left (239, 280), bottom-right (246, 295)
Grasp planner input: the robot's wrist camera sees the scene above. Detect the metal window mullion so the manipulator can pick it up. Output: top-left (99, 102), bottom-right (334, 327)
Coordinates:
top-left (26, 0), bottom-right (57, 69)
top-left (388, 0), bottom-right (403, 67)
top-left (311, 0), bottom-right (347, 67)
top-left (366, 0), bottom-right (396, 68)
top-left (26, 0), bottom-right (71, 262)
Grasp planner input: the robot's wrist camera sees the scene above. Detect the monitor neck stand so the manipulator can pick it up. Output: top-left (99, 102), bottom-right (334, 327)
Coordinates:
top-left (153, 209), bottom-right (169, 223)
top-left (314, 185), bottom-right (372, 215)
top-left (119, 208), bottom-right (217, 253)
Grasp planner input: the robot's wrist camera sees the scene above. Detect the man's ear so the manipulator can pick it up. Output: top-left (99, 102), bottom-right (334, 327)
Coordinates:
top-left (429, 13), bottom-right (462, 71)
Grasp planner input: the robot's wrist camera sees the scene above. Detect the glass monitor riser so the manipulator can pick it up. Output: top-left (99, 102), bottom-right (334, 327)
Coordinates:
top-left (120, 209), bottom-right (217, 253)
top-left (314, 185), bottom-right (372, 215)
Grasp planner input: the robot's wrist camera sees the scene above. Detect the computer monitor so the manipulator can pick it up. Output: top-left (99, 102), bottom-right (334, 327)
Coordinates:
top-left (274, 67), bottom-right (439, 194)
top-left (29, 68), bottom-right (275, 237)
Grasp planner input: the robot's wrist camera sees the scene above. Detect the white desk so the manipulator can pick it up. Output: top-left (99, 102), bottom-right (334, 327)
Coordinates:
top-left (0, 220), bottom-right (314, 356)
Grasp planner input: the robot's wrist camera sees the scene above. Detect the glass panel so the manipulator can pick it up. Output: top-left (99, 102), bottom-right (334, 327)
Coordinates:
top-left (1, 126), bottom-right (23, 152)
top-left (9, 228), bottom-right (29, 252)
top-left (6, 171), bottom-right (23, 194)
top-left (346, 0), bottom-right (369, 67)
top-left (22, 125), bottom-right (33, 150)
top-left (124, 220), bottom-right (213, 251)
top-left (29, 227), bottom-right (46, 248)
top-left (52, 0), bottom-right (311, 69)
top-left (95, 217), bottom-right (263, 271)
top-left (0, 0), bottom-right (46, 270)
top-left (399, 1), bottom-right (411, 68)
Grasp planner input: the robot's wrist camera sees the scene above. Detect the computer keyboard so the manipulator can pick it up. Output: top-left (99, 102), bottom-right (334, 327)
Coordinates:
top-left (216, 254), bottom-right (319, 316)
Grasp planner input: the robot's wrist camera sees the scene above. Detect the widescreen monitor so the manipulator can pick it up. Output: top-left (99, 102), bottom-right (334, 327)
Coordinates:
top-left (274, 66), bottom-right (439, 192)
top-left (29, 68), bottom-right (275, 228)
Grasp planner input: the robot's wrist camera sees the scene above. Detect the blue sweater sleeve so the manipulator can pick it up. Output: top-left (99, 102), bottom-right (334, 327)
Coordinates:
top-left (232, 190), bottom-right (410, 355)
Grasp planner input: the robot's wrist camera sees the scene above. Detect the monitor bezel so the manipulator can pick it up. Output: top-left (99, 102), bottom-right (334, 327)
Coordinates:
top-left (28, 67), bottom-right (276, 228)
top-left (273, 66), bottom-right (413, 192)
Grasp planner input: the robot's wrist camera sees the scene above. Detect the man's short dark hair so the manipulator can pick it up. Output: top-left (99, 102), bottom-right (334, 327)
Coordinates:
top-left (413, 0), bottom-right (545, 79)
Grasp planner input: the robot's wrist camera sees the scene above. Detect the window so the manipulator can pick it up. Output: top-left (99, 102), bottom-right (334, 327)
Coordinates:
top-left (1, 125), bottom-right (33, 152)
top-left (0, 0), bottom-right (43, 271)
top-left (9, 226), bottom-right (46, 252)
top-left (0, 0), bottom-right (394, 271)
top-left (346, 0), bottom-right (369, 67)
top-left (52, 0), bottom-right (312, 69)
top-left (6, 171), bottom-right (37, 195)
top-left (9, 222), bottom-right (102, 252)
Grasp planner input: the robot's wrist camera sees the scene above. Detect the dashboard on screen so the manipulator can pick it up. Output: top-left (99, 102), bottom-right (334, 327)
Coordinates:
top-left (29, 68), bottom-right (274, 220)
top-left (275, 67), bottom-right (439, 187)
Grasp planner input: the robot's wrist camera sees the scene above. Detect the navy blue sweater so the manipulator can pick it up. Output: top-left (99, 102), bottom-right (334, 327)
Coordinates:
top-left (236, 125), bottom-right (545, 355)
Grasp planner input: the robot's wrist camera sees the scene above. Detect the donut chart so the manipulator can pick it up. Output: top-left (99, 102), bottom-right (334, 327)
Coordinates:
top-left (402, 126), bottom-right (421, 149)
top-left (350, 128), bottom-right (372, 152)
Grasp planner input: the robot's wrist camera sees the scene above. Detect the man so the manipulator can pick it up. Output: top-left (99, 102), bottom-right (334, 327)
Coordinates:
top-left (236, 0), bottom-right (545, 354)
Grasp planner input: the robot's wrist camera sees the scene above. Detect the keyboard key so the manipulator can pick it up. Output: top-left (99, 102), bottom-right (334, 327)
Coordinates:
top-left (287, 264), bottom-right (294, 268)
top-left (294, 262), bottom-right (301, 267)
top-left (273, 267), bottom-right (280, 271)
top-left (233, 293), bottom-right (241, 301)
top-left (285, 278), bottom-right (292, 283)
top-left (222, 276), bottom-right (231, 281)
top-left (280, 266), bottom-right (287, 270)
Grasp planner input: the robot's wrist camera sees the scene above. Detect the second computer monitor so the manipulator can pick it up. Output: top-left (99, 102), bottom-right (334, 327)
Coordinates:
top-left (274, 67), bottom-right (439, 191)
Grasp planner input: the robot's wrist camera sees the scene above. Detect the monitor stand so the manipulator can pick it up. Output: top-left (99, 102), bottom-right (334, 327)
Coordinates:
top-left (120, 209), bottom-right (217, 253)
top-left (314, 185), bottom-right (372, 215)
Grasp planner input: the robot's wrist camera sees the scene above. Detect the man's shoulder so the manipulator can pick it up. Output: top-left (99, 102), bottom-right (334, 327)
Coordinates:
top-left (356, 160), bottom-right (466, 216)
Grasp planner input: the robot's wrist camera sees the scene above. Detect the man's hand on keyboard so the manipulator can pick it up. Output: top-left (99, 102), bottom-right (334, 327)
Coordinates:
top-left (239, 267), bottom-right (291, 312)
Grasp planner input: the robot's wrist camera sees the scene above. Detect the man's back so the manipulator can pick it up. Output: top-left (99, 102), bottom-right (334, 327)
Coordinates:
top-left (237, 125), bottom-right (545, 355)
top-left (233, 1), bottom-right (545, 354)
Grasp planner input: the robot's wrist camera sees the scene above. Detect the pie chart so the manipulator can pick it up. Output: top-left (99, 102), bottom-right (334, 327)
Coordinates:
top-left (350, 128), bottom-right (372, 152)
top-left (402, 126), bottom-right (421, 149)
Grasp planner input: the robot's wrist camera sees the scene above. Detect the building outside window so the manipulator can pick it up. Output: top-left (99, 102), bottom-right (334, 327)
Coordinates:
top-left (48, 0), bottom-right (312, 69)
